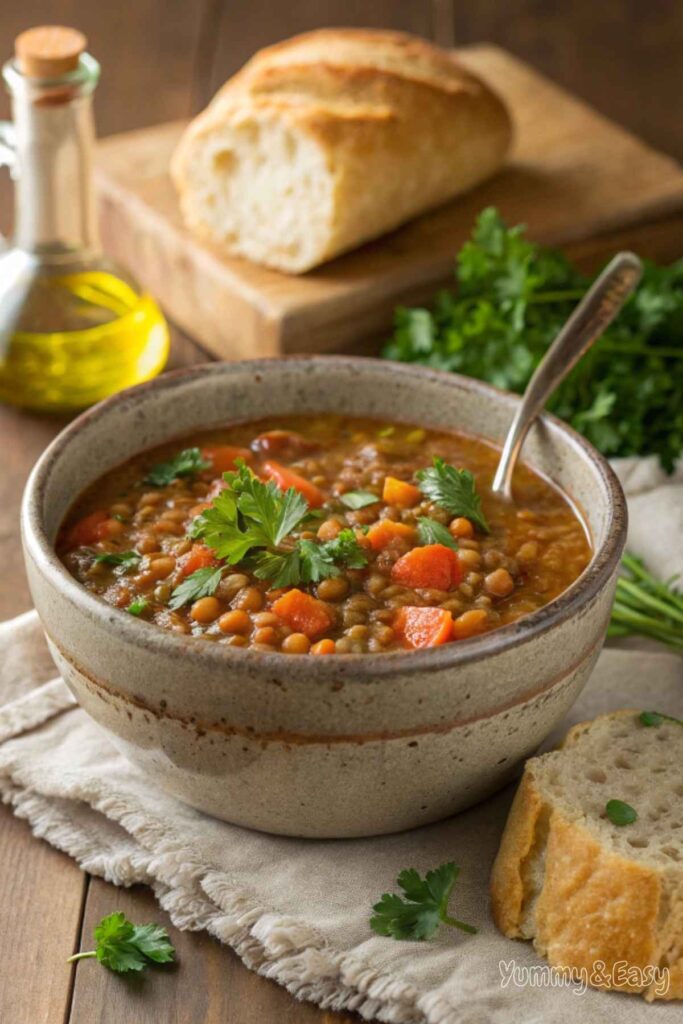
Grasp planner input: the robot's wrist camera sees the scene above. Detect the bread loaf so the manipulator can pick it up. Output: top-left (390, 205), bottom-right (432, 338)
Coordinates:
top-left (490, 709), bottom-right (683, 1000)
top-left (171, 29), bottom-right (511, 273)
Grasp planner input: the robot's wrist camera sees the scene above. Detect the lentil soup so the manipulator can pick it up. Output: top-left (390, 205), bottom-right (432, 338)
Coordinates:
top-left (59, 416), bottom-right (591, 654)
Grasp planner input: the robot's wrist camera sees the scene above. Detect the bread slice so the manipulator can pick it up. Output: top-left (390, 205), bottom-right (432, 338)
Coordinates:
top-left (490, 709), bottom-right (683, 1000)
top-left (170, 29), bottom-right (511, 273)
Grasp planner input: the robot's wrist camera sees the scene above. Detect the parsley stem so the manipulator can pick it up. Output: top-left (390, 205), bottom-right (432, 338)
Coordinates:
top-left (66, 950), bottom-right (97, 963)
top-left (440, 914), bottom-right (478, 934)
top-left (616, 579), bottom-right (683, 624)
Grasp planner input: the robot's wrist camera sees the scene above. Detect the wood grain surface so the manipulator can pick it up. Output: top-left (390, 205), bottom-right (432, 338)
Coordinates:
top-left (0, 3), bottom-right (681, 1023)
top-left (95, 45), bottom-right (683, 359)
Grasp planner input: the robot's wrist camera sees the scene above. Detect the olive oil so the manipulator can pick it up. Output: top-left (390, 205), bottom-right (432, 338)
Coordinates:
top-left (0, 269), bottom-right (169, 411)
top-left (0, 27), bottom-right (169, 412)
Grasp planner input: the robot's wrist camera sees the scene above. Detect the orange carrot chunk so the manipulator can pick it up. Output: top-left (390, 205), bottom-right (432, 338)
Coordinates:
top-left (64, 509), bottom-right (112, 550)
top-left (201, 445), bottom-right (252, 475)
top-left (366, 520), bottom-right (416, 551)
top-left (262, 460), bottom-right (325, 508)
top-left (391, 544), bottom-right (462, 590)
top-left (272, 589), bottom-right (334, 638)
top-left (394, 606), bottom-right (454, 649)
top-left (382, 476), bottom-right (421, 508)
top-left (179, 543), bottom-right (219, 578)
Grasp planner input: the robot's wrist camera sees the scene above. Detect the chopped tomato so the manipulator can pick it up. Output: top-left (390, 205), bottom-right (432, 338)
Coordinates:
top-left (64, 510), bottom-right (113, 550)
top-left (366, 520), bottom-right (416, 551)
top-left (394, 606), bottom-right (454, 649)
top-left (201, 445), bottom-right (252, 475)
top-left (251, 430), bottom-right (319, 459)
top-left (178, 543), bottom-right (219, 578)
top-left (382, 476), bottom-right (421, 508)
top-left (391, 544), bottom-right (462, 590)
top-left (271, 589), bottom-right (334, 638)
top-left (262, 460), bottom-right (324, 508)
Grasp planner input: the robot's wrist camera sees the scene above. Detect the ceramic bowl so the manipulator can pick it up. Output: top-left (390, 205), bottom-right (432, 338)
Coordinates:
top-left (21, 358), bottom-right (626, 838)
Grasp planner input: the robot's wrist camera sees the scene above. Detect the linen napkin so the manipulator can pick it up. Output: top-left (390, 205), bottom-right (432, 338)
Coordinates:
top-left (0, 461), bottom-right (681, 1024)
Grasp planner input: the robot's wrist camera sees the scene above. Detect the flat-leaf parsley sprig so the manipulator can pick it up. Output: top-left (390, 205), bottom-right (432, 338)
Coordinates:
top-left (416, 458), bottom-right (489, 533)
top-left (370, 862), bottom-right (477, 941)
top-left (67, 912), bottom-right (175, 974)
top-left (144, 447), bottom-right (211, 487)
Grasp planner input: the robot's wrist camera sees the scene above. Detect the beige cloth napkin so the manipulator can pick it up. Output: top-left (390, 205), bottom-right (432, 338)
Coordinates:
top-left (0, 462), bottom-right (681, 1024)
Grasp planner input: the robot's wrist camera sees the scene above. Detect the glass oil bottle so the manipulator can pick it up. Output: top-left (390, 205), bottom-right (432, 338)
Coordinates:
top-left (0, 26), bottom-right (169, 412)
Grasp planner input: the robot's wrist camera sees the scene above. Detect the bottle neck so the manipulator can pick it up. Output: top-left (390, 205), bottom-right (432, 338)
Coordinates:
top-left (5, 55), bottom-right (100, 259)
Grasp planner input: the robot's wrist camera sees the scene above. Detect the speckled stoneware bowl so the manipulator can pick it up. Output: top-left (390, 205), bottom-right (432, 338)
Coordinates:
top-left (22, 358), bottom-right (626, 838)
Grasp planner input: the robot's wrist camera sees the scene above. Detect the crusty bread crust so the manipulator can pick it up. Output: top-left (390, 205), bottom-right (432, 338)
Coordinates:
top-left (171, 29), bottom-right (512, 273)
top-left (490, 709), bottom-right (683, 1001)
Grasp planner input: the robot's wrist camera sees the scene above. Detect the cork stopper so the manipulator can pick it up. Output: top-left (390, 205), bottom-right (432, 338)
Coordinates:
top-left (15, 26), bottom-right (87, 78)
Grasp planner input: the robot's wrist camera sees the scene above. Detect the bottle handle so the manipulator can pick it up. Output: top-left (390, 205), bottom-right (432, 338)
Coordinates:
top-left (0, 121), bottom-right (16, 248)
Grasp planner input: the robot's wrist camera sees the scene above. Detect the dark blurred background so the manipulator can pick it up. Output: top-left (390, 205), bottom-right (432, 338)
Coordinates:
top-left (0, 0), bottom-right (681, 150)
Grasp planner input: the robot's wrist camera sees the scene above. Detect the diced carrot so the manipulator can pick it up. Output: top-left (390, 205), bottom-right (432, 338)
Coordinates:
top-left (452, 609), bottom-right (488, 640)
top-left (366, 520), bottom-right (416, 551)
top-left (201, 445), bottom-right (252, 475)
top-left (251, 430), bottom-right (318, 458)
top-left (262, 460), bottom-right (324, 508)
top-left (382, 476), bottom-right (421, 508)
top-left (178, 543), bottom-right (219, 578)
top-left (391, 544), bottom-right (462, 590)
top-left (271, 589), bottom-right (334, 638)
top-left (394, 606), bottom-right (454, 649)
top-left (311, 638), bottom-right (336, 655)
top-left (64, 510), bottom-right (113, 549)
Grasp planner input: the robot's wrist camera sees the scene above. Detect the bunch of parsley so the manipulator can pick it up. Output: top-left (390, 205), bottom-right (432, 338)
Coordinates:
top-left (383, 208), bottom-right (683, 471)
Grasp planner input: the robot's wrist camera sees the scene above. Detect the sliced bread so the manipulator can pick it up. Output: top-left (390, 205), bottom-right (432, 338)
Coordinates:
top-left (490, 709), bottom-right (683, 1000)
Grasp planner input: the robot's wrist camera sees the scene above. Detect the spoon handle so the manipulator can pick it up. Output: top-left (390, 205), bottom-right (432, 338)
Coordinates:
top-left (491, 251), bottom-right (643, 499)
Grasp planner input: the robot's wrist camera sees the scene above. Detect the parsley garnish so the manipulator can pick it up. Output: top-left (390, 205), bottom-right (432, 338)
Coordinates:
top-left (640, 710), bottom-right (683, 728)
top-left (144, 447), bottom-right (211, 487)
top-left (169, 566), bottom-right (224, 610)
top-left (605, 799), bottom-right (638, 827)
top-left (340, 490), bottom-right (380, 510)
top-left (416, 458), bottom-right (489, 533)
top-left (188, 464), bottom-right (367, 588)
top-left (416, 517), bottom-right (459, 551)
top-left (126, 597), bottom-right (149, 616)
top-left (67, 912), bottom-right (175, 973)
top-left (93, 550), bottom-right (141, 571)
top-left (608, 553), bottom-right (683, 652)
top-left (370, 862), bottom-right (476, 941)
top-left (384, 207), bottom-right (683, 472)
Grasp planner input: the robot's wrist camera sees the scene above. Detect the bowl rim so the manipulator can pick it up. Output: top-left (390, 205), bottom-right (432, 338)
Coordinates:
top-left (21, 356), bottom-right (627, 680)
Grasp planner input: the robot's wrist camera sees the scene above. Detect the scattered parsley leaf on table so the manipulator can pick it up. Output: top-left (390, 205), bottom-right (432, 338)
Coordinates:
top-left (416, 458), bottom-right (489, 533)
top-left (144, 447), bottom-right (211, 487)
top-left (605, 799), bottom-right (638, 827)
top-left (370, 862), bottom-right (477, 941)
top-left (383, 207), bottom-right (683, 472)
top-left (67, 912), bottom-right (175, 973)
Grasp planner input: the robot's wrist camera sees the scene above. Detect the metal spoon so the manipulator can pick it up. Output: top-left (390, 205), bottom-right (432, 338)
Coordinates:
top-left (491, 251), bottom-right (643, 501)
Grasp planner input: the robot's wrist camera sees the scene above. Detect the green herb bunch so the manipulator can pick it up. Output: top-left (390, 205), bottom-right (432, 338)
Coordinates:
top-left (384, 208), bottom-right (683, 471)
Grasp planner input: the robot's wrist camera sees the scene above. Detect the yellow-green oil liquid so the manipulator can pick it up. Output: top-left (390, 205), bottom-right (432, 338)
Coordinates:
top-left (0, 270), bottom-right (169, 412)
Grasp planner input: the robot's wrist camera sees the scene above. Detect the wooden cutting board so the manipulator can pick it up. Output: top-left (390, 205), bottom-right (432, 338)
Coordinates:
top-left (95, 45), bottom-right (683, 359)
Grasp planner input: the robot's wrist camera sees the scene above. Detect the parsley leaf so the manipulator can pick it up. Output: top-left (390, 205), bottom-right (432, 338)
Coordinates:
top-left (416, 458), bottom-right (489, 533)
top-left (605, 799), bottom-right (638, 826)
top-left (144, 447), bottom-right (211, 487)
top-left (67, 911), bottom-right (175, 973)
top-left (126, 597), bottom-right (149, 616)
top-left (640, 710), bottom-right (683, 728)
top-left (340, 490), bottom-right (380, 510)
top-left (370, 862), bottom-right (476, 941)
top-left (321, 528), bottom-right (368, 570)
top-left (416, 517), bottom-right (459, 551)
top-left (251, 530), bottom-right (367, 588)
top-left (383, 208), bottom-right (683, 472)
top-left (190, 463), bottom-right (309, 562)
top-left (169, 566), bottom-right (224, 610)
top-left (93, 550), bottom-right (141, 571)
